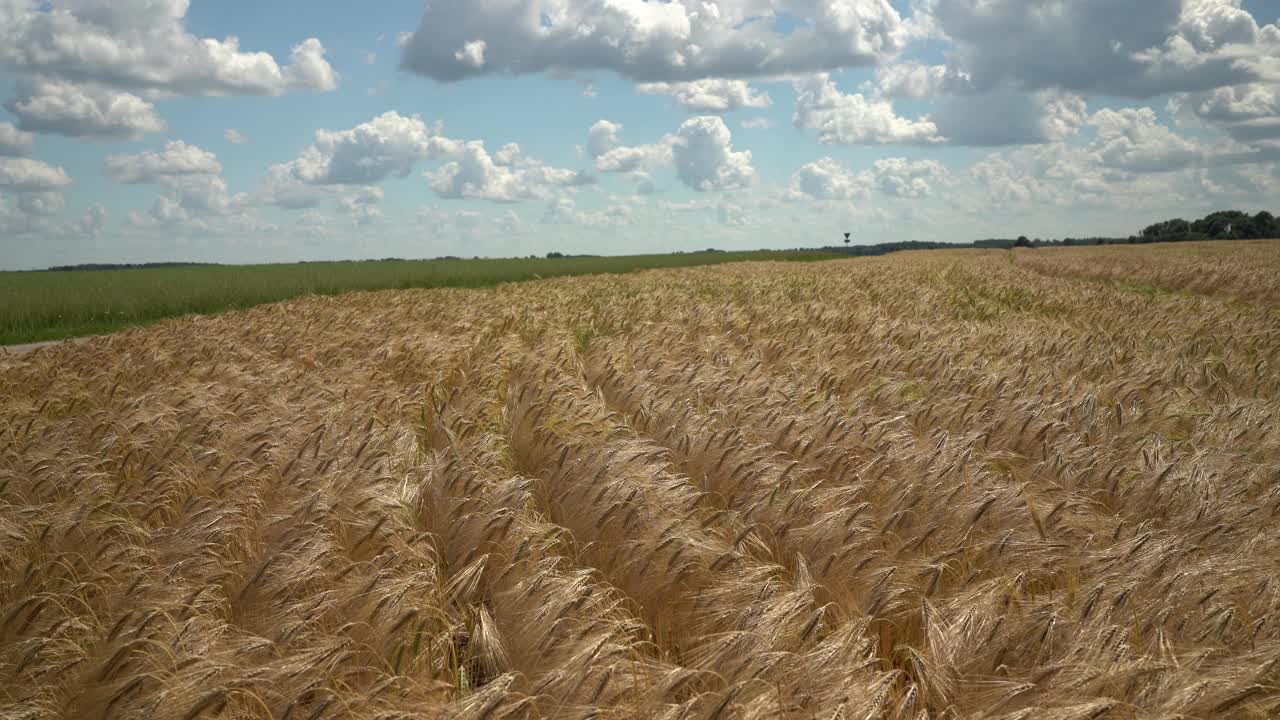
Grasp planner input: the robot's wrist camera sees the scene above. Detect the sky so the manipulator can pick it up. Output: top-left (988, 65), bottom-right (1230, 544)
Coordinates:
top-left (1, 0), bottom-right (1278, 270)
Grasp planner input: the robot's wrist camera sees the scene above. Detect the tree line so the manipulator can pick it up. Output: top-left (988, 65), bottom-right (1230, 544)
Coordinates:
top-left (971, 209), bottom-right (1278, 249)
top-left (1139, 210), bottom-right (1279, 243)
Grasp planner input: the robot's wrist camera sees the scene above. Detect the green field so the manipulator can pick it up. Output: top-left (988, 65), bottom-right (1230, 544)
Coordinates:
top-left (0, 251), bottom-right (837, 345)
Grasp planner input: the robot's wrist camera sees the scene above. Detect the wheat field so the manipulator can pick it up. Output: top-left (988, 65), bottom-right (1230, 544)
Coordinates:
top-left (2, 242), bottom-right (1279, 719)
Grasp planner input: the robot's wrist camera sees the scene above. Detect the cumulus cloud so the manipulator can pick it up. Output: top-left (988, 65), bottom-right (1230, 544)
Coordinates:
top-left (586, 120), bottom-right (623, 160)
top-left (273, 112), bottom-right (460, 187)
top-left (741, 117), bottom-right (774, 130)
top-left (105, 141), bottom-right (222, 184)
top-left (0, 157), bottom-right (73, 191)
top-left (1171, 82), bottom-right (1280, 142)
top-left (961, 101), bottom-right (1280, 218)
top-left (638, 79), bottom-right (772, 113)
top-left (5, 78), bottom-right (167, 140)
top-left (789, 156), bottom-right (946, 200)
top-left (16, 190), bottom-right (66, 216)
top-left (224, 129), bottom-right (251, 145)
top-left (0, 122), bottom-right (35, 157)
top-left (0, 1), bottom-right (336, 143)
top-left (794, 69), bottom-right (1089, 147)
top-left (934, 89), bottom-right (1089, 146)
top-left (0, 136), bottom-right (70, 232)
top-left (586, 116), bottom-right (754, 191)
top-left (106, 141), bottom-right (252, 226)
top-left (1089, 107), bottom-right (1205, 173)
top-left (0, 1), bottom-right (338, 97)
top-left (924, 0), bottom-right (1276, 98)
top-left (494, 209), bottom-right (523, 233)
top-left (716, 201), bottom-right (748, 227)
top-left (75, 202), bottom-right (108, 238)
top-left (338, 186), bottom-right (384, 225)
top-left (967, 141), bottom-right (1164, 213)
top-left (671, 116), bottom-right (756, 191)
top-left (787, 157), bottom-right (872, 201)
top-left (872, 158), bottom-right (948, 197)
top-left (793, 74), bottom-right (942, 146)
top-left (400, 0), bottom-right (908, 83)
top-left (281, 38), bottom-right (339, 93)
top-left (587, 121), bottom-right (674, 176)
top-left (542, 196), bottom-right (633, 228)
top-left (876, 63), bottom-right (958, 100)
top-left (427, 141), bottom-right (595, 203)
top-left (260, 165), bottom-right (332, 210)
top-left (266, 112), bottom-right (594, 208)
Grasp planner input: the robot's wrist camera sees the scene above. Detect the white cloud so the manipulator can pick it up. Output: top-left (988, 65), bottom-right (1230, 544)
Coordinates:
top-left (165, 174), bottom-right (248, 216)
top-left (638, 79), bottom-right (772, 113)
top-left (957, 105), bottom-right (1280, 220)
top-left (494, 209), bottom-right (523, 233)
top-left (795, 67), bottom-right (1088, 147)
top-left (1040, 93), bottom-right (1092, 142)
top-left (788, 156), bottom-right (946, 201)
top-left (872, 158), bottom-right (948, 197)
top-left (586, 120), bottom-right (624, 160)
top-left (107, 141), bottom-right (254, 228)
top-left (267, 113), bottom-right (595, 208)
top-left (1171, 82), bottom-right (1280, 142)
top-left (793, 74), bottom-right (941, 146)
top-left (260, 164), bottom-right (333, 210)
top-left (338, 186), bottom-right (384, 225)
top-left (671, 116), bottom-right (756, 191)
top-left (274, 111), bottom-right (460, 186)
top-left (1089, 107), bottom-right (1205, 173)
top-left (225, 129), bottom-right (250, 145)
top-left (876, 63), bottom-right (956, 99)
top-left (0, 157), bottom-right (73, 191)
top-left (0, 122), bottom-right (35, 157)
top-left (5, 78), bottom-right (167, 140)
top-left (0, 1), bottom-right (338, 97)
top-left (587, 120), bottom-right (675, 180)
top-left (74, 202), bottom-right (108, 238)
top-left (741, 117), bottom-right (774, 130)
top-left (454, 209), bottom-right (483, 229)
top-left (0, 138), bottom-right (70, 234)
top-left (586, 116), bottom-right (754, 191)
top-left (427, 141), bottom-right (594, 203)
top-left (454, 40), bottom-right (488, 69)
top-left (717, 201), bottom-right (747, 226)
top-left (281, 38), bottom-right (339, 93)
top-left (924, 0), bottom-right (1277, 98)
top-left (593, 138), bottom-right (674, 176)
top-left (787, 157), bottom-right (872, 201)
top-left (16, 190), bottom-right (66, 216)
top-left (542, 196), bottom-right (633, 228)
top-left (400, 1), bottom-right (909, 83)
top-left (0, 0), bottom-right (336, 148)
top-left (105, 141), bottom-right (222, 184)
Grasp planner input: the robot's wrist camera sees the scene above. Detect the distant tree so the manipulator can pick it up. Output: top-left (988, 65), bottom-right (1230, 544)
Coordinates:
top-left (1256, 211), bottom-right (1277, 238)
top-left (1014, 236), bottom-right (1032, 248)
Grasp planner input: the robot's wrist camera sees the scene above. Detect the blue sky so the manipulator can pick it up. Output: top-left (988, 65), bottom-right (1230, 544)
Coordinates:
top-left (1, 0), bottom-right (1278, 270)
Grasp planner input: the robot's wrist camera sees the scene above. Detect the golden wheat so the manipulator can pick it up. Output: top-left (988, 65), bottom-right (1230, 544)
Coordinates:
top-left (2, 241), bottom-right (1279, 719)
